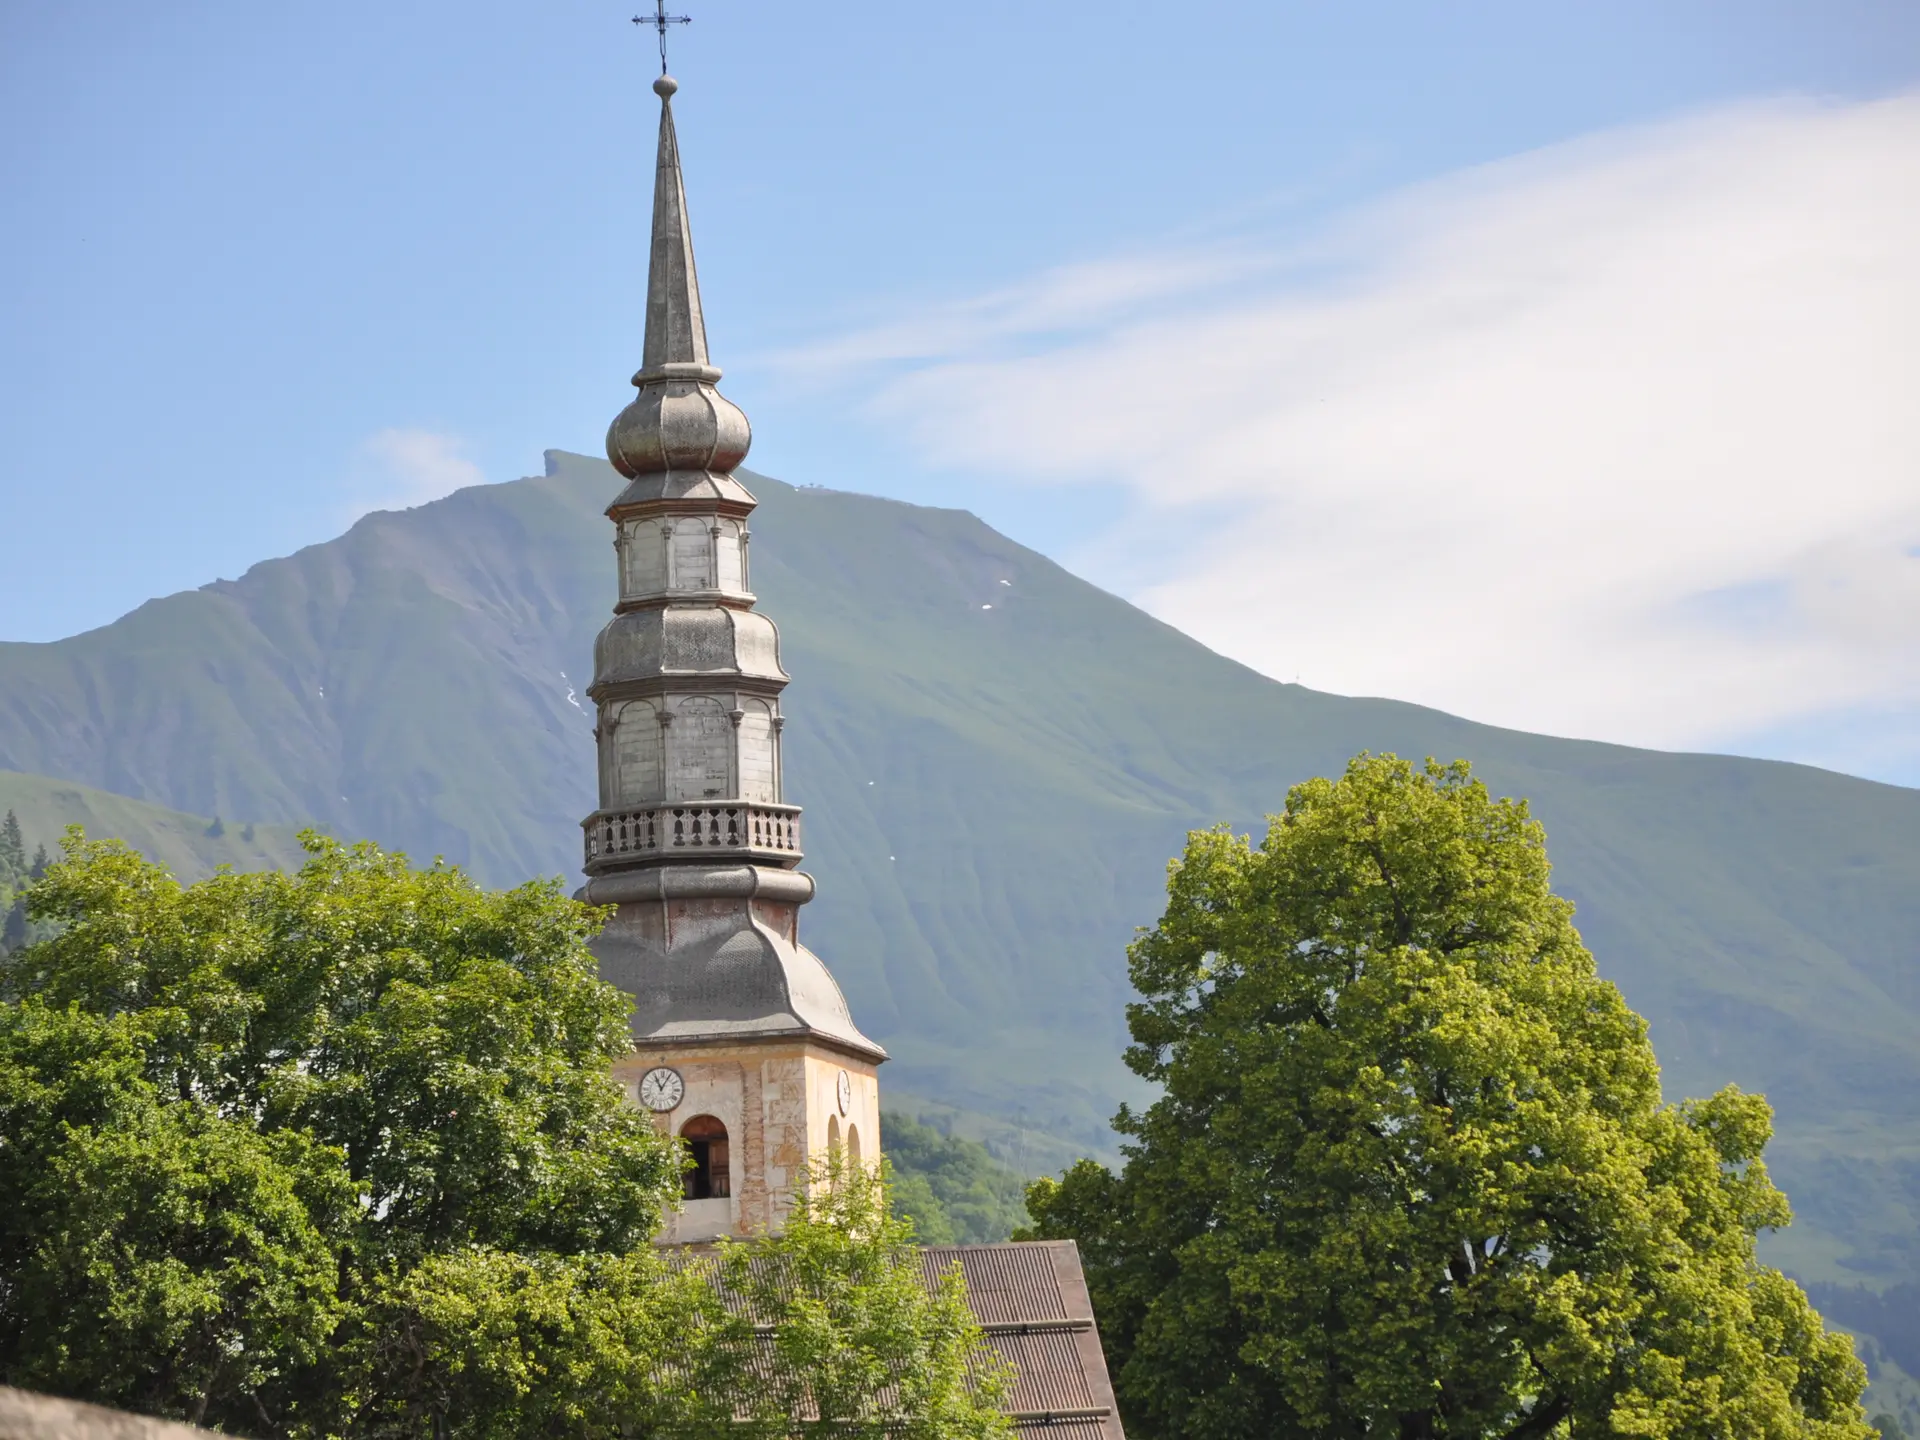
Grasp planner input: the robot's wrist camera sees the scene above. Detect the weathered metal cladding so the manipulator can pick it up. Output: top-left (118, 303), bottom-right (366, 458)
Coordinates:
top-left (581, 74), bottom-right (885, 1072)
top-left (607, 467), bottom-right (759, 512)
top-left (590, 608), bottom-right (787, 692)
top-left (640, 74), bottom-right (710, 377)
top-left (607, 377), bottom-right (751, 479)
top-left (591, 900), bottom-right (880, 1058)
top-left (924, 1242), bottom-right (1072, 1323)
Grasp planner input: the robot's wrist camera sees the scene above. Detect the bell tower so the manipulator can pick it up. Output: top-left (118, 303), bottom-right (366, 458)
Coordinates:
top-left (581, 72), bottom-right (885, 1243)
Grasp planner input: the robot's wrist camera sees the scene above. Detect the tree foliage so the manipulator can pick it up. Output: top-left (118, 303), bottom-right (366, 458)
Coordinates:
top-left (725, 1152), bottom-right (1015, 1440)
top-left (348, 1247), bottom-right (734, 1440)
top-left (0, 810), bottom-right (40, 953)
top-left (331, 1153), bottom-right (1015, 1440)
top-left (0, 830), bottom-right (682, 1433)
top-left (0, 832), bottom-right (1011, 1440)
top-left (0, 811), bottom-right (24, 880)
top-left (0, 999), bottom-right (352, 1425)
top-left (1023, 754), bottom-right (1871, 1440)
top-left (1803, 1281), bottom-right (1920, 1388)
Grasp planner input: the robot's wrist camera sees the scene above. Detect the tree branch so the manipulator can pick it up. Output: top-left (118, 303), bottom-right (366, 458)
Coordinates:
top-left (1501, 1391), bottom-right (1572, 1439)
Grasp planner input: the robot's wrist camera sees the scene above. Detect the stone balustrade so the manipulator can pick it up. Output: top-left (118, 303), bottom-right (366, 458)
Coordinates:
top-left (584, 801), bottom-right (801, 869)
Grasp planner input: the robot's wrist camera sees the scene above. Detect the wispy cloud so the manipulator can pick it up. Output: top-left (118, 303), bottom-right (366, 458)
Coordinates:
top-left (806, 95), bottom-right (1920, 783)
top-left (773, 245), bottom-right (1278, 379)
top-left (348, 428), bottom-right (487, 519)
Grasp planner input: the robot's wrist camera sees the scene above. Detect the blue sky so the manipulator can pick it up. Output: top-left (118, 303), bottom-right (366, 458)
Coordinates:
top-left (4, 2), bottom-right (1917, 782)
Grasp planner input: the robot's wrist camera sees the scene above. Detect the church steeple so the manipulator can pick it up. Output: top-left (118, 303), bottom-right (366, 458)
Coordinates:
top-left (584, 73), bottom-right (884, 1244)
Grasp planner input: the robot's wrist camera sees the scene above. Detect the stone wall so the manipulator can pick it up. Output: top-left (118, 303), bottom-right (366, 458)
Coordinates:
top-left (0, 1389), bottom-right (218, 1440)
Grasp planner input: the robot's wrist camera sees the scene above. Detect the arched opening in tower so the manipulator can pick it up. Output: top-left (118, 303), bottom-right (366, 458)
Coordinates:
top-left (680, 1114), bottom-right (730, 1200)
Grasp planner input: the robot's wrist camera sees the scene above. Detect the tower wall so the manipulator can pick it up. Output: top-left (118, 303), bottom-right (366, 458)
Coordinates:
top-left (612, 1042), bottom-right (882, 1242)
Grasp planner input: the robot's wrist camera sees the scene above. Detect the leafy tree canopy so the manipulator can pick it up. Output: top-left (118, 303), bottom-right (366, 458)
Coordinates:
top-left (0, 830), bottom-right (682, 1433)
top-left (726, 1152), bottom-right (1015, 1440)
top-left (1023, 754), bottom-right (1871, 1440)
top-left (0, 832), bottom-right (1010, 1440)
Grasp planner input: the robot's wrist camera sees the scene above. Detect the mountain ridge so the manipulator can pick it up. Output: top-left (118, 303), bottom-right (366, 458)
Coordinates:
top-left (1, 448), bottom-right (1915, 1284)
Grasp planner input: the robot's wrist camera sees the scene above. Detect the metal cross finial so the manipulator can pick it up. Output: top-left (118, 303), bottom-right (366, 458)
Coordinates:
top-left (632, 1), bottom-right (691, 75)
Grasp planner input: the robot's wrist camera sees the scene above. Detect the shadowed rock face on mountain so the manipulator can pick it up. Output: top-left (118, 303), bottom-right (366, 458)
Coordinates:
top-left (0, 449), bottom-right (1916, 1282)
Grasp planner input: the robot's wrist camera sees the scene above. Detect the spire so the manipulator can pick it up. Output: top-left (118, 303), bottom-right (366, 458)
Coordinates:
top-left (641, 75), bottom-right (710, 377)
top-left (606, 73), bottom-right (750, 483)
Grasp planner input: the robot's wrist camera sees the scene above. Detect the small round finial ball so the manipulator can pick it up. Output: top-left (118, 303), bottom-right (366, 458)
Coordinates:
top-left (654, 74), bottom-right (678, 98)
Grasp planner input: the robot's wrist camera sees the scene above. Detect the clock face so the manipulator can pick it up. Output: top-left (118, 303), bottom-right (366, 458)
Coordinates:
top-left (638, 1066), bottom-right (684, 1113)
top-left (836, 1069), bottom-right (852, 1116)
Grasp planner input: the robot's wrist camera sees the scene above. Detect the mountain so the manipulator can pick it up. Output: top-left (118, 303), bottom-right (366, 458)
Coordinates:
top-left (1, 449), bottom-right (1916, 1285)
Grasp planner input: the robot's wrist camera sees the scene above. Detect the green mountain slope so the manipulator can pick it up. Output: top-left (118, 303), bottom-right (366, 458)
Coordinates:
top-left (1, 450), bottom-right (1915, 1283)
top-left (0, 770), bottom-right (312, 882)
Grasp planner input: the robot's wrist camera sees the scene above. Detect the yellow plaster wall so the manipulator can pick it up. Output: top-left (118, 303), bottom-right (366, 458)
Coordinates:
top-left (613, 1040), bottom-right (881, 1242)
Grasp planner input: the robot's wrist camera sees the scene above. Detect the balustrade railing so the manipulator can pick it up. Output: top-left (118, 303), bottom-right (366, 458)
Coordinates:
top-left (584, 801), bottom-right (801, 868)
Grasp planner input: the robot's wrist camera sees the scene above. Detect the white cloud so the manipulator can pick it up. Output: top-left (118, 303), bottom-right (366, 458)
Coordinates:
top-left (350, 428), bottom-right (486, 518)
top-left (811, 95), bottom-right (1920, 779)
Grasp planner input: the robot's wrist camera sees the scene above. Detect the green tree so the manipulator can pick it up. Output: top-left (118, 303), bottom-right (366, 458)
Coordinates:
top-left (0, 810), bottom-right (24, 880)
top-left (726, 1152), bottom-right (1015, 1440)
top-left (0, 830), bottom-right (684, 1436)
top-left (1, 831), bottom-right (1018, 1440)
top-left (1024, 754), bottom-right (1870, 1440)
top-left (348, 1246), bottom-right (736, 1440)
top-left (0, 1000), bottom-right (353, 1426)
top-left (339, 1155), bottom-right (1016, 1440)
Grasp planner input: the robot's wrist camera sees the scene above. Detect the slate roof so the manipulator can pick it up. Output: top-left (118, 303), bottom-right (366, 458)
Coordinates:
top-left (929, 1240), bottom-right (1127, 1440)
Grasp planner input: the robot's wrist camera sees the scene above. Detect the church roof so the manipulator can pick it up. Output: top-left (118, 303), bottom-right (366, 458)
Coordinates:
top-left (587, 864), bottom-right (885, 1062)
top-left (927, 1241), bottom-right (1128, 1440)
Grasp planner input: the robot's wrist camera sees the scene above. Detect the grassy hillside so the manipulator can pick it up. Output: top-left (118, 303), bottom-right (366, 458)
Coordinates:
top-left (0, 770), bottom-right (312, 883)
top-left (0, 450), bottom-right (1915, 1284)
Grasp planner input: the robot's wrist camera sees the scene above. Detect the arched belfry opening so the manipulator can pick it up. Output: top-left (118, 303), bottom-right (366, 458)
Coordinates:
top-left (827, 1113), bottom-right (841, 1153)
top-left (681, 1114), bottom-right (730, 1200)
top-left (847, 1123), bottom-right (862, 1169)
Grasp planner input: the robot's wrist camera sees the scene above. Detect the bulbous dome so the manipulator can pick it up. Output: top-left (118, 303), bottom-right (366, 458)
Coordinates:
top-left (607, 371), bottom-right (752, 479)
